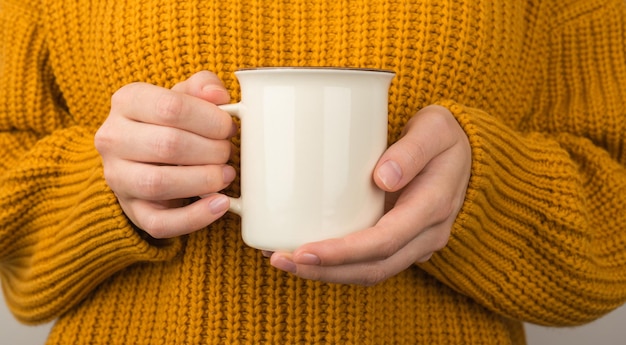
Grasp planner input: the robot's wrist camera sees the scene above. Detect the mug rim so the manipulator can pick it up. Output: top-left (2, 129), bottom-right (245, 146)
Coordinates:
top-left (236, 66), bottom-right (395, 74)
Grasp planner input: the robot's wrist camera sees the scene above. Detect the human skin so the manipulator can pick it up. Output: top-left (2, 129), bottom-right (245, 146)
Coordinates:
top-left (95, 71), bottom-right (471, 286)
top-left (270, 104), bottom-right (471, 285)
top-left (95, 71), bottom-right (236, 238)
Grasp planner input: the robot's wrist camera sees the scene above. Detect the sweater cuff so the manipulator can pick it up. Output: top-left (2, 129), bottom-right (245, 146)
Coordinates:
top-left (420, 100), bottom-right (595, 324)
top-left (2, 127), bottom-right (182, 324)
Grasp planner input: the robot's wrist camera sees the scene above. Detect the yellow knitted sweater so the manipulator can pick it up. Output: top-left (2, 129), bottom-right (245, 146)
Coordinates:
top-left (2, 0), bottom-right (626, 344)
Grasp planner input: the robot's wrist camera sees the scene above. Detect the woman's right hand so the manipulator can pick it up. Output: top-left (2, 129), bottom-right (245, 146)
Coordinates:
top-left (95, 71), bottom-right (237, 238)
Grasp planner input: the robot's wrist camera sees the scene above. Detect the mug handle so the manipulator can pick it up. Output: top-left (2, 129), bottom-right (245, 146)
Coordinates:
top-left (217, 103), bottom-right (243, 215)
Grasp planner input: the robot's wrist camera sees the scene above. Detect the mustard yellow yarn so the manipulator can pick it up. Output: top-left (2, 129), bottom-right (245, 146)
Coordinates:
top-left (2, 0), bottom-right (626, 344)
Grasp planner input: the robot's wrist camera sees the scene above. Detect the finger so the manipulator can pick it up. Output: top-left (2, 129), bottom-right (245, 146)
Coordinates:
top-left (292, 155), bottom-right (461, 267)
top-left (111, 82), bottom-right (235, 140)
top-left (105, 161), bottom-right (236, 201)
top-left (374, 105), bottom-right (457, 192)
top-left (289, 213), bottom-right (424, 268)
top-left (271, 225), bottom-right (447, 285)
top-left (99, 118), bottom-right (232, 165)
top-left (125, 194), bottom-right (231, 238)
top-left (171, 70), bottom-right (231, 105)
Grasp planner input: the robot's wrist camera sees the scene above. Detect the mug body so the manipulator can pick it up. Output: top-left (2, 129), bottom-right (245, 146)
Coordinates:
top-left (234, 67), bottom-right (394, 251)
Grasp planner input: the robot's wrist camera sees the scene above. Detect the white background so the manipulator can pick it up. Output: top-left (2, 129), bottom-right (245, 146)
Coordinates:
top-left (1, 286), bottom-right (625, 345)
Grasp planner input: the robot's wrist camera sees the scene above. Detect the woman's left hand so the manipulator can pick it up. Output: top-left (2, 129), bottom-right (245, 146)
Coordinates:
top-left (269, 105), bottom-right (472, 285)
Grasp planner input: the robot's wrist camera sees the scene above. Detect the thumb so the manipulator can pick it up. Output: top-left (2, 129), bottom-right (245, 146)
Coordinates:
top-left (374, 105), bottom-right (456, 192)
top-left (172, 70), bottom-right (231, 105)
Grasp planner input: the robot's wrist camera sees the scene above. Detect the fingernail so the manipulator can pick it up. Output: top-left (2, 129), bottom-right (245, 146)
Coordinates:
top-left (295, 253), bottom-right (320, 265)
top-left (229, 122), bottom-right (238, 137)
top-left (222, 165), bottom-right (236, 184)
top-left (271, 255), bottom-right (297, 274)
top-left (378, 160), bottom-right (402, 190)
top-left (208, 195), bottom-right (229, 214)
top-left (202, 84), bottom-right (227, 95)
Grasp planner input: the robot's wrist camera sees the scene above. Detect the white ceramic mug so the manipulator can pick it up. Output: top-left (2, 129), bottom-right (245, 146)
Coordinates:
top-left (220, 67), bottom-right (394, 251)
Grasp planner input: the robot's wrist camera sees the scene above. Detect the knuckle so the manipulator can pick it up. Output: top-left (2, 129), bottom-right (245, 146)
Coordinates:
top-left (428, 108), bottom-right (454, 129)
top-left (136, 169), bottom-right (168, 199)
top-left (110, 84), bottom-right (134, 107)
top-left (205, 167), bottom-right (225, 191)
top-left (431, 201), bottom-right (454, 224)
top-left (433, 233), bottom-right (450, 251)
top-left (183, 210), bottom-right (200, 234)
top-left (301, 269), bottom-right (324, 283)
top-left (399, 137), bottom-right (427, 172)
top-left (154, 91), bottom-right (184, 123)
top-left (191, 70), bottom-right (215, 84)
top-left (141, 214), bottom-right (170, 239)
top-left (208, 110), bottom-right (234, 140)
top-left (429, 226), bottom-right (451, 252)
top-left (111, 83), bottom-right (146, 112)
top-left (215, 140), bottom-right (233, 163)
top-left (428, 193), bottom-right (459, 224)
top-left (93, 126), bottom-right (112, 154)
top-left (418, 106), bottom-right (455, 133)
top-left (94, 119), bottom-right (122, 156)
top-left (152, 131), bottom-right (184, 161)
top-left (101, 164), bottom-right (119, 190)
top-left (377, 236), bottom-right (403, 261)
top-left (417, 253), bottom-right (434, 263)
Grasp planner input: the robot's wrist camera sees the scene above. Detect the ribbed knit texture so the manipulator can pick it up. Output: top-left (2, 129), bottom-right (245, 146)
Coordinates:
top-left (2, 0), bottom-right (626, 344)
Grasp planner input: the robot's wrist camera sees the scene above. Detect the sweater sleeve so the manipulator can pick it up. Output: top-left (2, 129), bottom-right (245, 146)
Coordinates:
top-left (0, 2), bottom-right (182, 324)
top-left (421, 0), bottom-right (626, 327)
